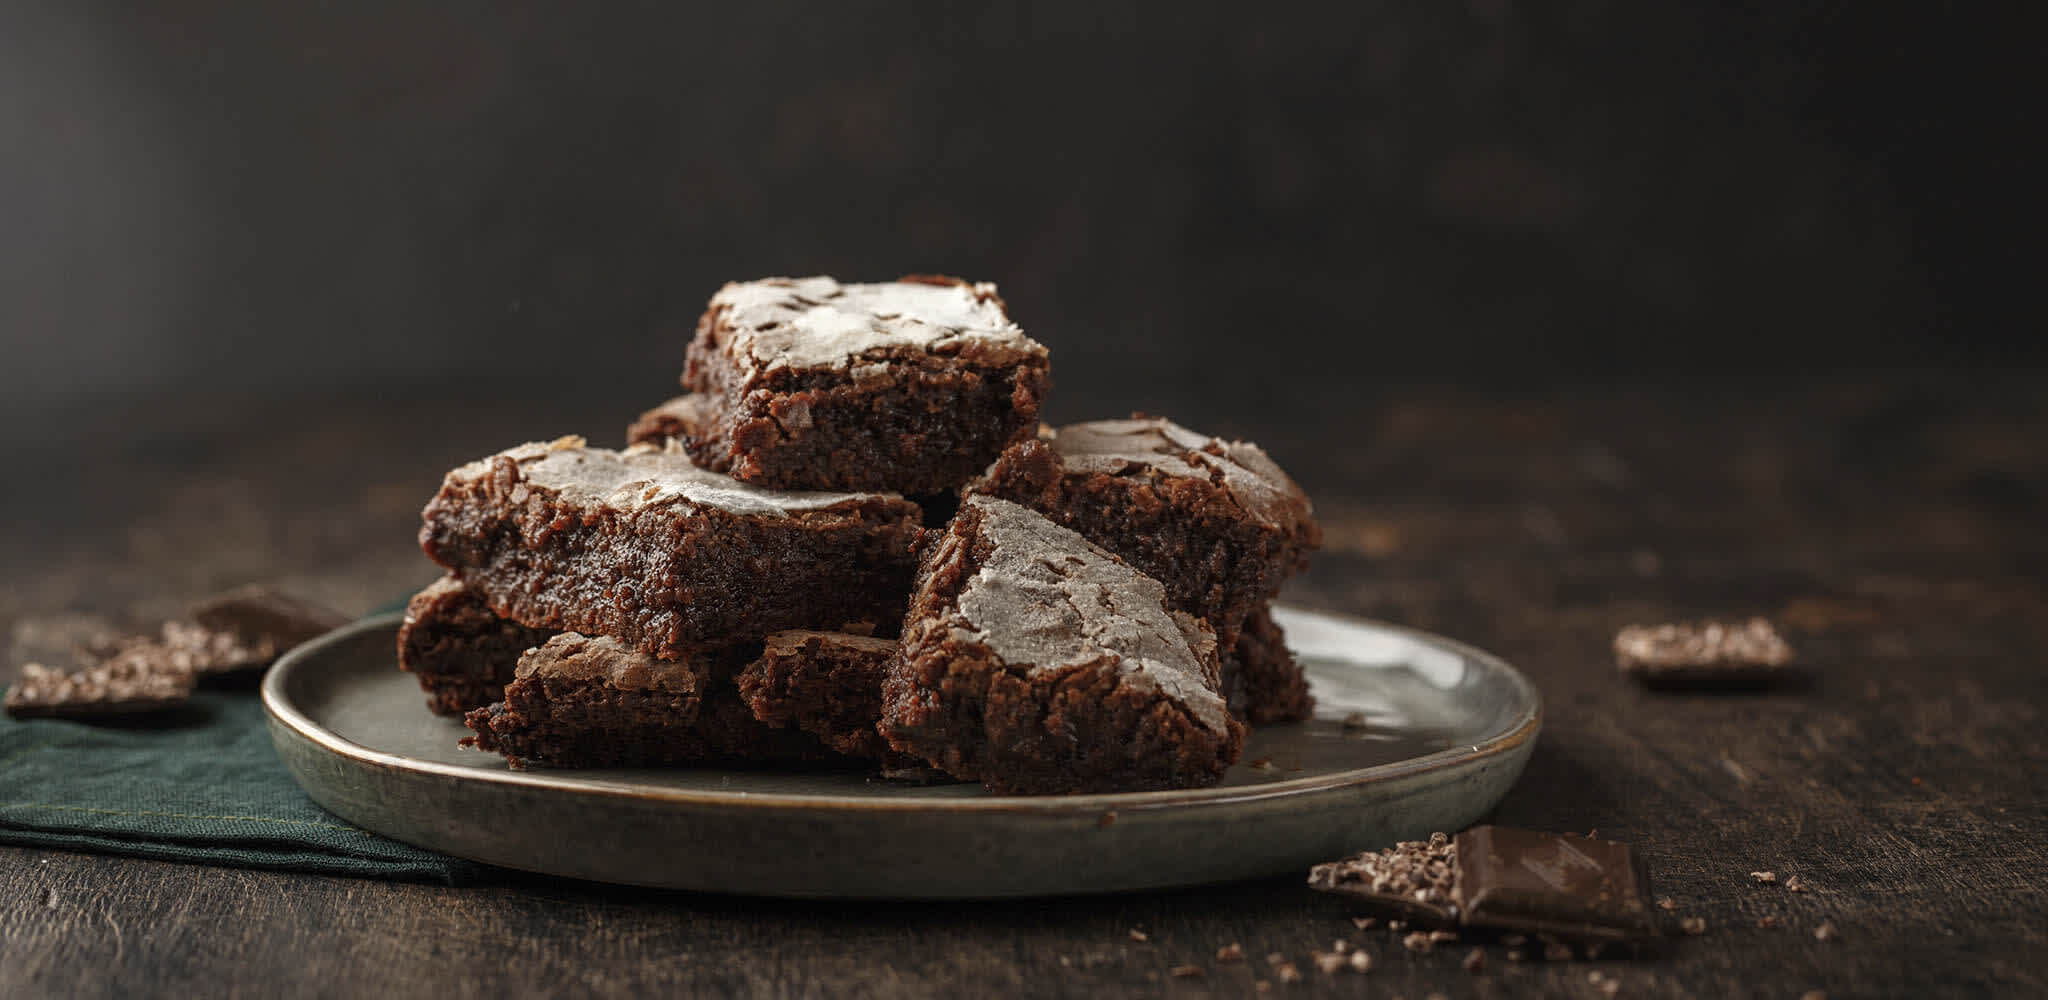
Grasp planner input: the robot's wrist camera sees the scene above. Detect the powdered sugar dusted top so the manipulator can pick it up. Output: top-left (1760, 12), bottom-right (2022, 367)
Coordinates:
top-left (951, 497), bottom-right (1230, 733)
top-left (1050, 418), bottom-right (1313, 528)
top-left (711, 276), bottom-right (1044, 372)
top-left (449, 436), bottom-right (885, 518)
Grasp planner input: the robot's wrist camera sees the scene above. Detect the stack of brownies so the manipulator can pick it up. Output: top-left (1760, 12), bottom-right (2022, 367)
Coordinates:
top-left (400, 275), bottom-right (1322, 794)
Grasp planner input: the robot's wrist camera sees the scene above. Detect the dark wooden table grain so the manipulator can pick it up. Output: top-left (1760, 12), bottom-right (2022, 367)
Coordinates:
top-left (3, 376), bottom-right (2043, 998)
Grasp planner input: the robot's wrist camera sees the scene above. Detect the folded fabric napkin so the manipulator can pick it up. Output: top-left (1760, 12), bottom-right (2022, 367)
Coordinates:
top-left (0, 686), bottom-right (485, 884)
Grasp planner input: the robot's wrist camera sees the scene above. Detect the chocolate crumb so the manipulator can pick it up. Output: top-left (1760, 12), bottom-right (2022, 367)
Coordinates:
top-left (1403, 931), bottom-right (1435, 953)
top-left (1097, 811), bottom-right (1117, 828)
top-left (1248, 757), bottom-right (1274, 771)
top-left (1751, 870), bottom-right (1778, 884)
top-left (1595, 976), bottom-right (1621, 998)
top-left (1341, 711), bottom-right (1368, 730)
top-left (1331, 938), bottom-right (1350, 954)
top-left (1679, 916), bottom-right (1708, 936)
top-left (1388, 920), bottom-right (1408, 932)
top-left (1348, 951), bottom-right (1373, 973)
top-left (1312, 951), bottom-right (1346, 975)
top-left (1170, 965), bottom-right (1204, 979)
top-left (1253, 981), bottom-right (1271, 993)
top-left (1785, 875), bottom-right (1809, 893)
top-left (1462, 948), bottom-right (1485, 973)
top-left (1274, 962), bottom-right (1301, 984)
top-left (1758, 916), bottom-right (1780, 929)
top-left (1506, 949), bottom-right (1529, 963)
top-left (1264, 952), bottom-right (1288, 967)
top-left (1814, 920), bottom-right (1839, 942)
top-left (1427, 930), bottom-right (1458, 945)
top-left (1216, 943), bottom-right (1244, 963)
top-left (1657, 897), bottom-right (1679, 911)
top-left (1351, 917), bottom-right (1378, 931)
top-left (1128, 928), bottom-right (1149, 943)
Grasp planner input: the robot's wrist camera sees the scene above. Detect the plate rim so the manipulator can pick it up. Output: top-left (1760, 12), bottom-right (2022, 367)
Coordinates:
top-left (262, 606), bottom-right (1542, 816)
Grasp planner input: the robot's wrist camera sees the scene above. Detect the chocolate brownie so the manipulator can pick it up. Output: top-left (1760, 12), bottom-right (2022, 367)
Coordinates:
top-left (969, 417), bottom-right (1320, 647)
top-left (736, 630), bottom-right (900, 759)
top-left (463, 632), bottom-right (835, 769)
top-left (880, 496), bottom-right (1245, 794)
top-left (680, 276), bottom-right (1051, 493)
top-left (625, 392), bottom-right (718, 448)
top-left (418, 436), bottom-right (923, 658)
top-left (397, 575), bottom-right (557, 715)
top-left (1222, 603), bottom-right (1314, 724)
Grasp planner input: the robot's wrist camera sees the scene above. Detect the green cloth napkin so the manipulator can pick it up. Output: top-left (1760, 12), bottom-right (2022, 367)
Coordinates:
top-left (0, 689), bottom-right (485, 884)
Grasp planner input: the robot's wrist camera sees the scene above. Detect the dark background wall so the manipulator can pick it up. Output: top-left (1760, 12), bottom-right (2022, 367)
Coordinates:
top-left (0, 1), bottom-right (2029, 430)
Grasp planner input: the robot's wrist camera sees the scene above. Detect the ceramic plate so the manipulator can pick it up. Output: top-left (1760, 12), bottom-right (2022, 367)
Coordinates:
top-left (263, 607), bottom-right (1539, 898)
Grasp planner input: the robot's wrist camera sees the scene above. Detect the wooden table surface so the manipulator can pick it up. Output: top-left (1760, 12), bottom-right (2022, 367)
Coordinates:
top-left (2, 376), bottom-right (2042, 998)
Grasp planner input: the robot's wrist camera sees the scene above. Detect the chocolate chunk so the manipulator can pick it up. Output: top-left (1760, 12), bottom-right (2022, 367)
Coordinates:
top-left (179, 585), bottom-right (350, 676)
top-left (1613, 618), bottom-right (1795, 688)
top-left (1305, 832), bottom-right (1461, 926)
top-left (1455, 826), bottom-right (1657, 942)
top-left (4, 652), bottom-right (195, 720)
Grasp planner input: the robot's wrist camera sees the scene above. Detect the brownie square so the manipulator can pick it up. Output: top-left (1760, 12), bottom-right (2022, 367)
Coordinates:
top-left (969, 417), bottom-right (1320, 647)
top-left (880, 496), bottom-right (1245, 794)
top-left (418, 437), bottom-right (923, 658)
top-left (736, 629), bottom-right (901, 761)
top-left (681, 276), bottom-right (1051, 493)
top-left (396, 574), bottom-right (557, 716)
top-left (1222, 603), bottom-right (1314, 724)
top-left (463, 632), bottom-right (835, 769)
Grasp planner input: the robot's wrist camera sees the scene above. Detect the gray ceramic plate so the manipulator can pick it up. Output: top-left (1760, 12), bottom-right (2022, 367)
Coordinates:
top-left (263, 607), bottom-right (1539, 898)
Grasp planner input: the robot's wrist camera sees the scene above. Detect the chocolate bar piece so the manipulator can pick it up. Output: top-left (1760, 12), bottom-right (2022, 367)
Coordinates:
top-left (1305, 832), bottom-right (1460, 925)
top-left (1308, 826), bottom-right (1658, 944)
top-left (1455, 825), bottom-right (1657, 942)
top-left (185, 584), bottom-right (351, 673)
top-left (1614, 618), bottom-right (1794, 687)
top-left (4, 653), bottom-right (195, 720)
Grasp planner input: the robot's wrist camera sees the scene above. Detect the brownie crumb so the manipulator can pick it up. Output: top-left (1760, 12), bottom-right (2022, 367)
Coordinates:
top-left (1264, 952), bottom-right (1288, 967)
top-left (1814, 920), bottom-right (1839, 942)
top-left (1274, 962), bottom-right (1302, 984)
top-left (1216, 943), bottom-right (1244, 963)
top-left (1169, 965), bottom-right (1204, 979)
top-left (1097, 811), bottom-right (1117, 828)
top-left (1312, 951), bottom-right (1346, 975)
top-left (1751, 870), bottom-right (1778, 884)
top-left (1462, 948), bottom-right (1486, 973)
top-left (1403, 931), bottom-right (1435, 953)
top-left (1657, 896), bottom-right (1679, 911)
top-left (1351, 917), bottom-right (1378, 931)
top-left (1679, 916), bottom-right (1708, 936)
top-left (1128, 928), bottom-right (1149, 943)
top-left (1758, 916), bottom-right (1781, 929)
top-left (1785, 875), bottom-right (1810, 893)
top-left (1506, 949), bottom-right (1529, 962)
top-left (1428, 930), bottom-right (1459, 946)
top-left (1252, 981), bottom-right (1271, 993)
top-left (1348, 951), bottom-right (1373, 973)
top-left (1330, 938), bottom-right (1350, 954)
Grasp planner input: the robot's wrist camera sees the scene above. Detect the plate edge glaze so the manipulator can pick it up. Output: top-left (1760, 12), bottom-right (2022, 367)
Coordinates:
top-left (262, 609), bottom-right (1542, 817)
